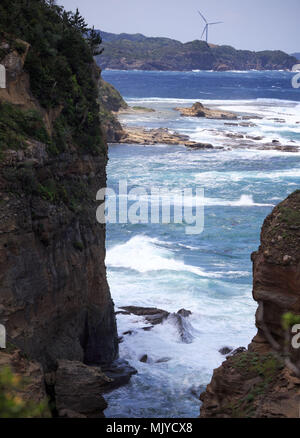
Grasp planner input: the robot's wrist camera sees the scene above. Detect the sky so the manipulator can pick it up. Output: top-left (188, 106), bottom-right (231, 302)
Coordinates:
top-left (59, 0), bottom-right (299, 53)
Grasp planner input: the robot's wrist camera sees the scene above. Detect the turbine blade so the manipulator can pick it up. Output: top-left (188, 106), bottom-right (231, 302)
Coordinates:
top-left (201, 25), bottom-right (207, 39)
top-left (208, 21), bottom-right (223, 25)
top-left (197, 10), bottom-right (207, 23)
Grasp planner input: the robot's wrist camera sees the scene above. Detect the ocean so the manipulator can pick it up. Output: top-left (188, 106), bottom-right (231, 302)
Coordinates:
top-left (101, 70), bottom-right (300, 418)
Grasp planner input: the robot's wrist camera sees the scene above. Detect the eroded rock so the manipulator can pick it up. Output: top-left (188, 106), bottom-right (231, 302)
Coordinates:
top-left (175, 102), bottom-right (238, 120)
top-left (54, 360), bottom-right (110, 418)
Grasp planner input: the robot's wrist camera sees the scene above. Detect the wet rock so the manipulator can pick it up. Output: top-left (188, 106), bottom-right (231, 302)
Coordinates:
top-left (177, 309), bottom-right (192, 317)
top-left (246, 135), bottom-right (263, 141)
top-left (239, 122), bottom-right (257, 127)
top-left (185, 142), bottom-right (214, 150)
top-left (219, 347), bottom-right (233, 355)
top-left (117, 126), bottom-right (190, 146)
top-left (156, 357), bottom-right (171, 363)
top-left (120, 306), bottom-right (193, 327)
top-left (123, 330), bottom-right (134, 336)
top-left (101, 359), bottom-right (137, 392)
top-left (120, 306), bottom-right (169, 325)
top-left (142, 326), bottom-right (154, 331)
top-left (167, 313), bottom-right (194, 344)
top-left (139, 355), bottom-right (148, 363)
top-left (225, 133), bottom-right (244, 139)
top-left (228, 347), bottom-right (247, 357)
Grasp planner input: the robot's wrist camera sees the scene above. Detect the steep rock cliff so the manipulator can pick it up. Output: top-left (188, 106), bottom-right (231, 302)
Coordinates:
top-left (200, 191), bottom-right (300, 418)
top-left (0, 2), bottom-right (120, 417)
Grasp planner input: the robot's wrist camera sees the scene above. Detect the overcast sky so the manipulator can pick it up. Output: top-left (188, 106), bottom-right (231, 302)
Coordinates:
top-left (59, 0), bottom-right (299, 53)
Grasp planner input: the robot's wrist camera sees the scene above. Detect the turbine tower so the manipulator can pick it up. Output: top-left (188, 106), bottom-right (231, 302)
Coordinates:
top-left (197, 10), bottom-right (222, 44)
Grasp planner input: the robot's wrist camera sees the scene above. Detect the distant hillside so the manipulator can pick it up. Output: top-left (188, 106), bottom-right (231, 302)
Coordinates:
top-left (292, 52), bottom-right (300, 61)
top-left (96, 30), bottom-right (297, 72)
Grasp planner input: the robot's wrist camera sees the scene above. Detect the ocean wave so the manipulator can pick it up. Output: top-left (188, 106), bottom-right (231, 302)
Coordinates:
top-left (106, 235), bottom-right (219, 277)
top-left (202, 194), bottom-right (274, 207)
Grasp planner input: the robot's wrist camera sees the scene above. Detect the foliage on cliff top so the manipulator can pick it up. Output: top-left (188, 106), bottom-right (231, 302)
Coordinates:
top-left (259, 190), bottom-right (300, 264)
top-left (0, 0), bottom-right (105, 155)
top-left (97, 30), bottom-right (298, 71)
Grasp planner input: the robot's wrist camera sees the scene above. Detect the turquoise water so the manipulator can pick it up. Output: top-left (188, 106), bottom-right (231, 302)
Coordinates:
top-left (102, 70), bottom-right (300, 418)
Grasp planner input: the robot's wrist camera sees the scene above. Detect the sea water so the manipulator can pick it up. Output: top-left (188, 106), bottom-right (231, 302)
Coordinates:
top-left (102, 70), bottom-right (300, 418)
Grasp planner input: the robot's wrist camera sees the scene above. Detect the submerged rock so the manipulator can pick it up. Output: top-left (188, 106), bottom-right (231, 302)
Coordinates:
top-left (119, 306), bottom-right (169, 325)
top-left (156, 357), bottom-right (171, 363)
top-left (139, 354), bottom-right (148, 363)
top-left (167, 313), bottom-right (194, 344)
top-left (119, 306), bottom-right (192, 326)
top-left (185, 142), bottom-right (214, 150)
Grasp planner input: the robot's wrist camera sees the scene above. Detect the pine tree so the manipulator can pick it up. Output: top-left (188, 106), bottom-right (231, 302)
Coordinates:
top-left (88, 26), bottom-right (103, 56)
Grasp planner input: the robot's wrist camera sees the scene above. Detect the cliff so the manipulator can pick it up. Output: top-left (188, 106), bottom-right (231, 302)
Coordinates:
top-left (98, 77), bottom-right (127, 142)
top-left (96, 30), bottom-right (297, 71)
top-left (0, 1), bottom-right (120, 418)
top-left (200, 191), bottom-right (300, 418)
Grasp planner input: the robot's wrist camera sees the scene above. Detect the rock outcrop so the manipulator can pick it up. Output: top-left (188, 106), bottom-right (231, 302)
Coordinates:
top-left (54, 360), bottom-right (111, 418)
top-left (200, 191), bottom-right (300, 418)
top-left (98, 77), bottom-right (127, 142)
top-left (175, 102), bottom-right (238, 120)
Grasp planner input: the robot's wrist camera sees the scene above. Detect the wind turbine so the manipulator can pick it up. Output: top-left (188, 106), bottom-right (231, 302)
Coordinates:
top-left (198, 10), bottom-right (223, 44)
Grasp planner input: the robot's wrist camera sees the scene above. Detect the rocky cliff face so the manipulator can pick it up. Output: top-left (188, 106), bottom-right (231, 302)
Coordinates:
top-left (0, 37), bottom-right (119, 416)
top-left (98, 77), bottom-right (127, 143)
top-left (200, 191), bottom-right (300, 418)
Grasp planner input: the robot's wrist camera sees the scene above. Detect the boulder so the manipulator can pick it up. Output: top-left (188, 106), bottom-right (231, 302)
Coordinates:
top-left (54, 360), bottom-right (111, 418)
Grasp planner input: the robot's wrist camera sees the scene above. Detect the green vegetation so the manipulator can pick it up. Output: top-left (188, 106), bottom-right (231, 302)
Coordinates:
top-left (0, 0), bottom-right (105, 155)
top-left (282, 312), bottom-right (300, 330)
top-left (97, 30), bottom-right (298, 71)
top-left (4, 164), bottom-right (91, 212)
top-left (0, 102), bottom-right (50, 157)
top-left (277, 204), bottom-right (300, 227)
top-left (227, 352), bottom-right (284, 418)
top-left (0, 366), bottom-right (49, 418)
top-left (132, 106), bottom-right (155, 112)
top-left (98, 79), bottom-right (127, 112)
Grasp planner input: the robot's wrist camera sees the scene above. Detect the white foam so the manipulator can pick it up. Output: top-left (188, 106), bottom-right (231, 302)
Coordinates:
top-left (106, 235), bottom-right (219, 277)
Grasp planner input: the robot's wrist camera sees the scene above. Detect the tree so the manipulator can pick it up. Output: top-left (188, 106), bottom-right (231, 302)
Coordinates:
top-left (70, 8), bottom-right (88, 34)
top-left (88, 26), bottom-right (103, 56)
